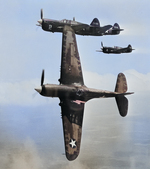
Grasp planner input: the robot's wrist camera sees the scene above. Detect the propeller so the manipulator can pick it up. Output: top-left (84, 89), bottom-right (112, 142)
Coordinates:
top-left (34, 70), bottom-right (44, 94)
top-left (100, 42), bottom-right (104, 52)
top-left (37, 9), bottom-right (43, 26)
top-left (41, 9), bottom-right (43, 19)
top-left (96, 42), bottom-right (104, 52)
top-left (41, 69), bottom-right (45, 86)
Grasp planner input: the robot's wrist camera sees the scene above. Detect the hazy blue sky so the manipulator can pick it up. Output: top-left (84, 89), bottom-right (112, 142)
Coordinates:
top-left (0, 0), bottom-right (150, 168)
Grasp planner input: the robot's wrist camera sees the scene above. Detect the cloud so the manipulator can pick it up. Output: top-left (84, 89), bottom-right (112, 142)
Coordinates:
top-left (0, 138), bottom-right (43, 169)
top-left (0, 69), bottom-right (149, 106)
top-left (0, 1), bottom-right (150, 168)
top-left (84, 69), bottom-right (150, 93)
top-left (124, 69), bottom-right (150, 92)
top-left (0, 78), bottom-right (57, 106)
top-left (0, 70), bottom-right (150, 168)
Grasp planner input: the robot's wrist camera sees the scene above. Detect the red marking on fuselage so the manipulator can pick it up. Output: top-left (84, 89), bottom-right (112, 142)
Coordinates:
top-left (73, 100), bottom-right (86, 104)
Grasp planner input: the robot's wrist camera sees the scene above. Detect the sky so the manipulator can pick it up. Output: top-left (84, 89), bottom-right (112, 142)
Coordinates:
top-left (0, 0), bottom-right (150, 168)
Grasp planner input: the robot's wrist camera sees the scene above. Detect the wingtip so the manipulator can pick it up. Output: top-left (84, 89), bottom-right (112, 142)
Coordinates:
top-left (66, 152), bottom-right (79, 161)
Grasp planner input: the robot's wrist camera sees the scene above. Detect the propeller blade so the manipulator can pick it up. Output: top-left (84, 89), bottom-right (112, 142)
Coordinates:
top-left (41, 69), bottom-right (44, 86)
top-left (41, 9), bottom-right (43, 19)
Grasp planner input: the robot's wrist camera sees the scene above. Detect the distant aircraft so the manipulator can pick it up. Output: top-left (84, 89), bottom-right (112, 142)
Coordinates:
top-left (97, 42), bottom-right (135, 54)
top-left (35, 25), bottom-right (133, 161)
top-left (37, 9), bottom-right (123, 36)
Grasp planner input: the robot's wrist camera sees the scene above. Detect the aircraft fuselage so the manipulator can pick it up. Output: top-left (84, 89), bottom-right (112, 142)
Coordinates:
top-left (103, 47), bottom-right (133, 54)
top-left (41, 19), bottom-right (80, 33)
top-left (35, 84), bottom-right (131, 102)
top-left (40, 19), bottom-right (121, 36)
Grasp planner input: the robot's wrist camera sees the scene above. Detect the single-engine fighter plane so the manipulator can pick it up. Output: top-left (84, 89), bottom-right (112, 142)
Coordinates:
top-left (35, 25), bottom-right (133, 161)
top-left (97, 42), bottom-right (135, 54)
top-left (37, 9), bottom-right (123, 36)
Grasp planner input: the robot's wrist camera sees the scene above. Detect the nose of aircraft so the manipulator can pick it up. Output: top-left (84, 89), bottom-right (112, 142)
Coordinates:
top-left (38, 19), bottom-right (42, 25)
top-left (35, 86), bottom-right (42, 93)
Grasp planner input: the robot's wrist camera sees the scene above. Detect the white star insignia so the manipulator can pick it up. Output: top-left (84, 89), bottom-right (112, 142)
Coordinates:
top-left (69, 139), bottom-right (76, 148)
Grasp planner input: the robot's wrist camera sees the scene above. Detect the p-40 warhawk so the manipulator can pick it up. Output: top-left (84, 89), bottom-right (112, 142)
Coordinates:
top-left (97, 42), bottom-right (135, 54)
top-left (35, 26), bottom-right (133, 161)
top-left (36, 9), bottom-right (123, 36)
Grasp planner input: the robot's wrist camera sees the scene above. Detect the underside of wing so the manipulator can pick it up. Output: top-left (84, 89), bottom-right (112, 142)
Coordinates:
top-left (113, 49), bottom-right (122, 53)
top-left (59, 25), bottom-right (84, 85)
top-left (60, 99), bottom-right (85, 161)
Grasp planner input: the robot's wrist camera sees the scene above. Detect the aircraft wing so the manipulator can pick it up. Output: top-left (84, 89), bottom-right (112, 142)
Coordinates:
top-left (59, 25), bottom-right (84, 85)
top-left (113, 48), bottom-right (124, 53)
top-left (60, 99), bottom-right (85, 161)
top-left (59, 26), bottom-right (85, 160)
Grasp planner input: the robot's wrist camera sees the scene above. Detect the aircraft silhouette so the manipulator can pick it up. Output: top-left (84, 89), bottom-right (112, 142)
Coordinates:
top-left (37, 9), bottom-right (123, 36)
top-left (97, 42), bottom-right (135, 54)
top-left (35, 25), bottom-right (133, 161)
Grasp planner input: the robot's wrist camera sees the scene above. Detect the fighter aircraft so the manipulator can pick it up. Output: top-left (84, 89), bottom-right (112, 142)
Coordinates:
top-left (37, 9), bottom-right (123, 36)
top-left (97, 42), bottom-right (135, 54)
top-left (35, 25), bottom-right (133, 161)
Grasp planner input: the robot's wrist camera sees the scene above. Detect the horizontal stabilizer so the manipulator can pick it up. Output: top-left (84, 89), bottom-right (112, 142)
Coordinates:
top-left (115, 95), bottom-right (128, 117)
top-left (115, 73), bottom-right (127, 93)
top-left (115, 73), bottom-right (129, 117)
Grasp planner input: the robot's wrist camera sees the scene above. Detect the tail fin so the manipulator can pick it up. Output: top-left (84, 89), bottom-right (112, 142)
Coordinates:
top-left (128, 44), bottom-right (135, 52)
top-left (128, 44), bottom-right (132, 48)
top-left (115, 73), bottom-right (128, 117)
top-left (112, 23), bottom-right (124, 35)
top-left (113, 23), bottom-right (120, 30)
top-left (90, 18), bottom-right (100, 27)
